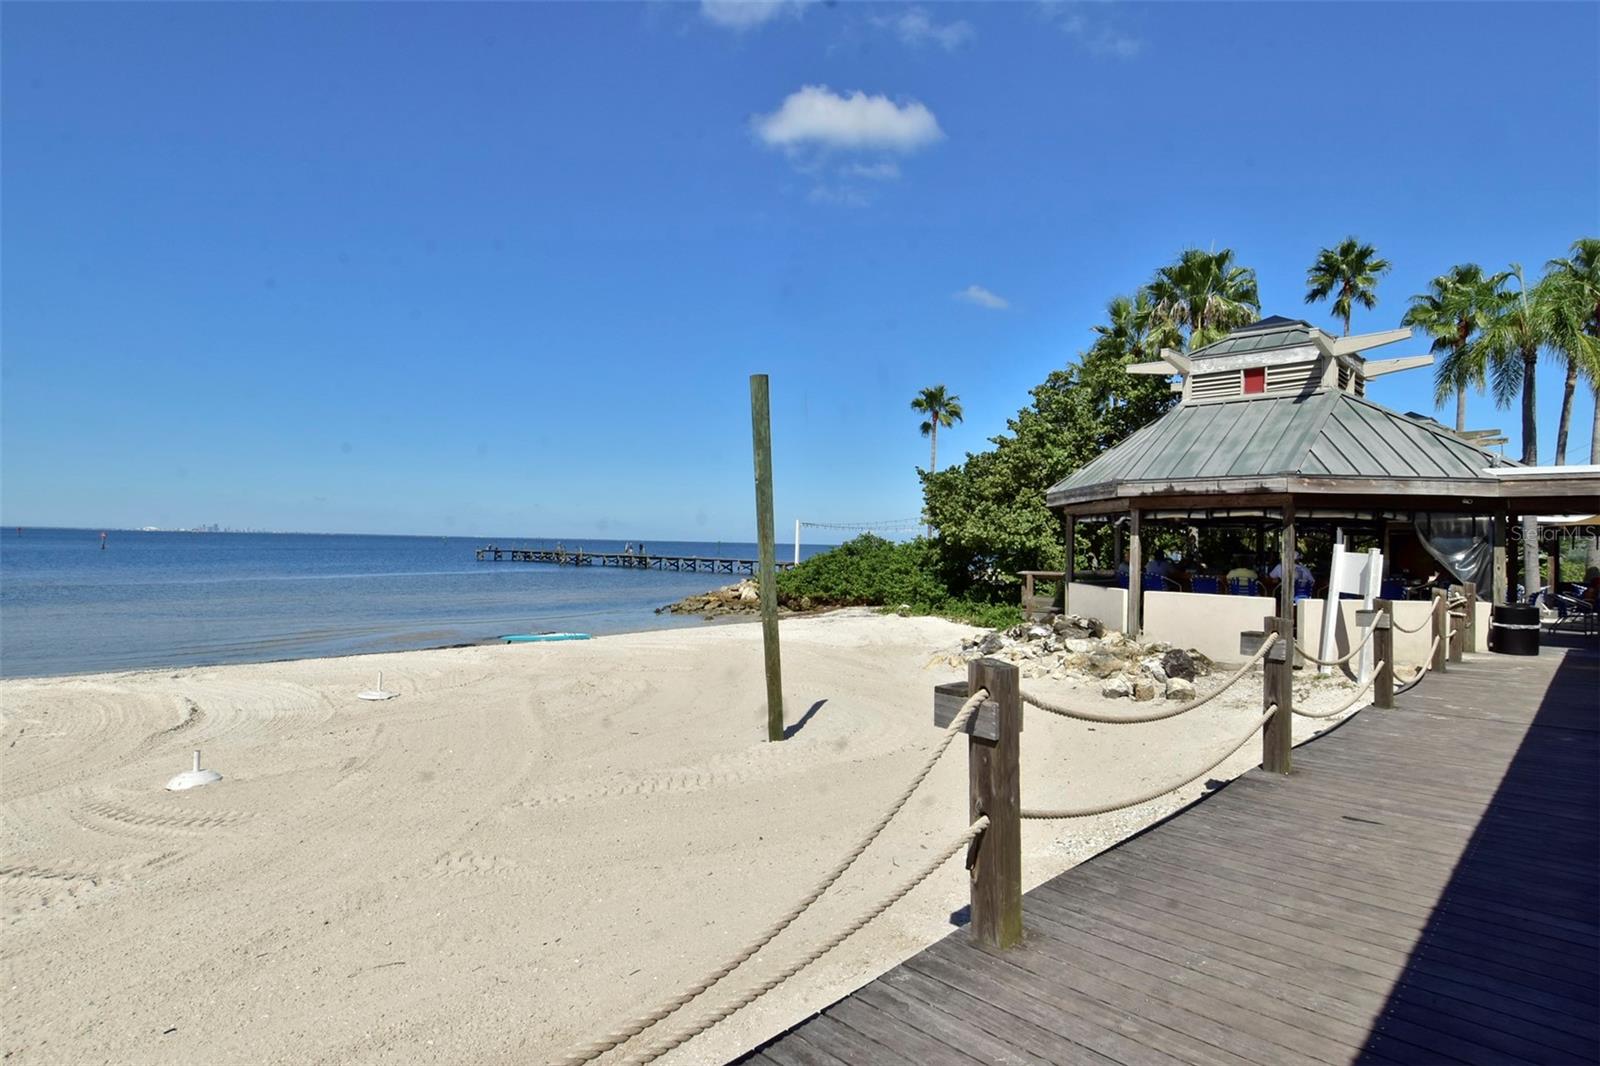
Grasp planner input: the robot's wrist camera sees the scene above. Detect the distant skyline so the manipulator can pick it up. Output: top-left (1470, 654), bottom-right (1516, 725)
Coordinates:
top-left (4, 2), bottom-right (1597, 539)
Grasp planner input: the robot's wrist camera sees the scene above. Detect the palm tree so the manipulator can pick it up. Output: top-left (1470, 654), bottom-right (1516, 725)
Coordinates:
top-left (1145, 248), bottom-right (1261, 351)
top-left (1541, 238), bottom-right (1600, 464)
top-left (1475, 265), bottom-right (1552, 464)
top-left (1401, 264), bottom-right (1507, 432)
top-left (1304, 238), bottom-right (1392, 336)
top-left (911, 385), bottom-right (963, 474)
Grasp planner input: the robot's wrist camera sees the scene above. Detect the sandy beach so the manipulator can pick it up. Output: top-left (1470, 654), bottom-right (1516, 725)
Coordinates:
top-left (1, 610), bottom-right (1381, 1065)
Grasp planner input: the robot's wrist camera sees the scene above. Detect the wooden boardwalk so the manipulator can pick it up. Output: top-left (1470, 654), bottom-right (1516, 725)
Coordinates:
top-left (741, 638), bottom-right (1599, 1065)
top-left (474, 546), bottom-right (795, 575)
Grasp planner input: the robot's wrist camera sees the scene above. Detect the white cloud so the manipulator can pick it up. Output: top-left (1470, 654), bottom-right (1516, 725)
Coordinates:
top-left (876, 7), bottom-right (975, 51)
top-left (1040, 2), bottom-right (1144, 58)
top-left (753, 85), bottom-right (944, 154)
top-left (839, 161), bottom-right (901, 181)
top-left (700, 0), bottom-right (809, 31)
top-left (955, 285), bottom-right (1010, 310)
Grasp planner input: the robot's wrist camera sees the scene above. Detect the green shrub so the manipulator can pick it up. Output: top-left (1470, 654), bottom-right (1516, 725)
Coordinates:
top-left (777, 534), bottom-right (946, 608)
top-left (778, 535), bottom-right (1023, 629)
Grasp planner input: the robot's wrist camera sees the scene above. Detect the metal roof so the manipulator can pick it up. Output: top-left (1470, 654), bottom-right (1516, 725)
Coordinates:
top-left (1047, 389), bottom-right (1519, 508)
top-left (1190, 318), bottom-right (1316, 360)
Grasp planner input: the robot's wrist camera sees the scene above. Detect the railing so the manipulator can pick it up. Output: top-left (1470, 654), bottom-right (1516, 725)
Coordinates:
top-left (561, 589), bottom-right (1469, 1064)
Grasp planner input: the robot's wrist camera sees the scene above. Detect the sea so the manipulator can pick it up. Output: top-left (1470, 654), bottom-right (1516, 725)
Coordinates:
top-left (0, 528), bottom-right (831, 679)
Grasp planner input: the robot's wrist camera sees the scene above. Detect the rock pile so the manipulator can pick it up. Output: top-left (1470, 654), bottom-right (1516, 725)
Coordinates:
top-left (937, 614), bottom-right (1215, 702)
top-left (656, 581), bottom-right (800, 618)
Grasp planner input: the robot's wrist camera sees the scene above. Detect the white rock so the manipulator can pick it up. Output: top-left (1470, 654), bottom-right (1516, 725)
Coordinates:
top-left (1165, 677), bottom-right (1196, 701)
top-left (1132, 678), bottom-right (1158, 701)
top-left (1063, 638), bottom-right (1100, 655)
top-left (1101, 677), bottom-right (1132, 699)
top-left (1140, 656), bottom-right (1168, 684)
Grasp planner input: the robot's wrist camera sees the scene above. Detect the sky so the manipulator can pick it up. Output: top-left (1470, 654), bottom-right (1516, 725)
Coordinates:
top-left (3, 1), bottom-right (1597, 540)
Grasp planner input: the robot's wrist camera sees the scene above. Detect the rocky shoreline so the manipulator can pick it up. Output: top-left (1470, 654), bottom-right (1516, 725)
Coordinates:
top-left (656, 579), bottom-right (799, 619)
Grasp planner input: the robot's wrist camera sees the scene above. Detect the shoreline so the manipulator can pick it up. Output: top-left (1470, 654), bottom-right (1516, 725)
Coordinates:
top-left (1, 611), bottom-right (1370, 1065)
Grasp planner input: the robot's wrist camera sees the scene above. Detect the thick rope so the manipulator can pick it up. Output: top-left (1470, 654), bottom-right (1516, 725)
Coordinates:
top-left (1394, 637), bottom-right (1442, 694)
top-left (1019, 634), bottom-right (1278, 725)
top-left (620, 817), bottom-right (990, 1065)
top-left (1021, 703), bottom-right (1277, 820)
top-left (1292, 622), bottom-right (1378, 667)
top-left (1390, 612), bottom-right (1434, 634)
top-left (1291, 664), bottom-right (1382, 719)
top-left (556, 688), bottom-right (988, 1066)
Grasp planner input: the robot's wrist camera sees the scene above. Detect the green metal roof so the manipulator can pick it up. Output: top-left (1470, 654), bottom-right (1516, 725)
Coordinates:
top-left (1189, 317), bottom-right (1315, 360)
top-left (1047, 390), bottom-right (1515, 507)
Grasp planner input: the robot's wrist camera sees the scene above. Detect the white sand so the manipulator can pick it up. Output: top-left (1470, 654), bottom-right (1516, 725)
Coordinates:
top-left (0, 610), bottom-right (1378, 1064)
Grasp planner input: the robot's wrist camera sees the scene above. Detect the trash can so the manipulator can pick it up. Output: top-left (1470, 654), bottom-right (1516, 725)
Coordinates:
top-left (1489, 603), bottom-right (1541, 655)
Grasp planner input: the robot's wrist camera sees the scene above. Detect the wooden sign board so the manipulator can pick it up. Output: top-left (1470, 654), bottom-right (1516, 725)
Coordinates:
top-left (932, 681), bottom-right (1016, 742)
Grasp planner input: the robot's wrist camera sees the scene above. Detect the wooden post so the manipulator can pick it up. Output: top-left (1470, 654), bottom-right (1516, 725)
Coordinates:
top-left (1492, 511), bottom-right (1509, 606)
top-left (750, 374), bottom-right (784, 742)
top-left (967, 657), bottom-right (1021, 951)
top-left (1430, 589), bottom-right (1449, 673)
top-left (1126, 508), bottom-right (1143, 638)
top-left (1062, 514), bottom-right (1076, 614)
top-left (1462, 581), bottom-right (1477, 654)
top-left (1262, 616), bottom-right (1293, 773)
top-left (1278, 500), bottom-right (1296, 623)
top-left (1448, 589), bottom-right (1465, 663)
top-left (1372, 600), bottom-right (1395, 709)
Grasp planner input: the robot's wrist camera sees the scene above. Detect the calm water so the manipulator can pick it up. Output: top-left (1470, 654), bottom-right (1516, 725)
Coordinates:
top-left (0, 528), bottom-right (826, 678)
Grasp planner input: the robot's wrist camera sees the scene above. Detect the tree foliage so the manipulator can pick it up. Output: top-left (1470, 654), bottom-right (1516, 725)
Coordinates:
top-left (1304, 237), bottom-right (1391, 336)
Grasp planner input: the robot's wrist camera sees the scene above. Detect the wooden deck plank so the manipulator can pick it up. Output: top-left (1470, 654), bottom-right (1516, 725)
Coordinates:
top-left (739, 642), bottom-right (1599, 1066)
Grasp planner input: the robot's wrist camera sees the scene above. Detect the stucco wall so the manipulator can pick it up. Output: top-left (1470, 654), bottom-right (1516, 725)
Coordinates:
top-left (1142, 590), bottom-right (1276, 663)
top-left (1064, 582), bottom-right (1127, 634)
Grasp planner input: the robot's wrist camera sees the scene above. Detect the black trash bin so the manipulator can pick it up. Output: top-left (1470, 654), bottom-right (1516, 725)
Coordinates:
top-left (1490, 603), bottom-right (1541, 655)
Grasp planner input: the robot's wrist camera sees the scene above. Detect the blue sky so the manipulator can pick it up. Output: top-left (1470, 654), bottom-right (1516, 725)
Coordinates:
top-left (4, 1), bottom-right (1596, 539)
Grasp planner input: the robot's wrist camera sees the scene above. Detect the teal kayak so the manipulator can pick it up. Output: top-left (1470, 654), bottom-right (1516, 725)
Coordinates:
top-left (503, 633), bottom-right (591, 643)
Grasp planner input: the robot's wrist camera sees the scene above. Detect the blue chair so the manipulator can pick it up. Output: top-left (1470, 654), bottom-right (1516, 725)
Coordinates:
top-left (1191, 575), bottom-right (1221, 594)
top-left (1293, 578), bottom-right (1315, 601)
top-left (1227, 577), bottom-right (1260, 596)
top-left (1113, 572), bottom-right (1129, 589)
top-left (1380, 578), bottom-right (1407, 601)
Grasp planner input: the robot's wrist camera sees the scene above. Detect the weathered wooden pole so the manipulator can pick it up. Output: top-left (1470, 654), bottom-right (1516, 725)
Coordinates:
top-left (1447, 587), bottom-right (1465, 664)
top-left (1061, 514), bottom-right (1076, 614)
top-left (1430, 589), bottom-right (1449, 673)
top-left (1262, 616), bottom-right (1293, 774)
top-left (1492, 510), bottom-right (1509, 606)
top-left (750, 374), bottom-right (784, 742)
top-left (1462, 581), bottom-right (1478, 654)
top-left (1371, 600), bottom-right (1395, 709)
top-left (1126, 507), bottom-right (1143, 637)
top-left (966, 657), bottom-right (1021, 951)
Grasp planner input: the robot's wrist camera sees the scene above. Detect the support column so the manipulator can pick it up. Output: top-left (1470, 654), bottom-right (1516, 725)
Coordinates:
top-left (1126, 508), bottom-right (1143, 638)
top-left (967, 657), bottom-right (1022, 951)
top-left (1262, 616), bottom-right (1293, 774)
top-left (1279, 500), bottom-right (1297, 625)
top-left (1062, 515), bottom-right (1076, 614)
top-left (1492, 510), bottom-right (1509, 606)
top-left (1372, 600), bottom-right (1395, 709)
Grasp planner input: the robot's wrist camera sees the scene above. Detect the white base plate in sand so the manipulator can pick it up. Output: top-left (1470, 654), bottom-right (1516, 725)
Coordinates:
top-left (357, 689), bottom-right (398, 701)
top-left (166, 769), bottom-right (223, 791)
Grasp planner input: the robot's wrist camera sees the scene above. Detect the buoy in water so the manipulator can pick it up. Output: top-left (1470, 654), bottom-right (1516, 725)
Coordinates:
top-left (358, 670), bottom-right (398, 701)
top-left (166, 750), bottom-right (222, 791)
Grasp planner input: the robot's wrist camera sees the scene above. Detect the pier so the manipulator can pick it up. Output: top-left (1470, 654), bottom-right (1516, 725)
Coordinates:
top-left (742, 636), bottom-right (1599, 1066)
top-left (474, 546), bottom-right (795, 576)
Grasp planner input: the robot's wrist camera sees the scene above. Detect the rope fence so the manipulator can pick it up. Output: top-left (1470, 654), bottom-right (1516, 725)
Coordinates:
top-left (619, 817), bottom-right (990, 1065)
top-left (559, 689), bottom-right (988, 1065)
top-left (1292, 666), bottom-right (1383, 719)
top-left (1021, 703), bottom-right (1279, 820)
top-left (1391, 612), bottom-right (1434, 634)
top-left (1292, 624), bottom-right (1377, 667)
top-left (563, 585), bottom-right (1473, 1063)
